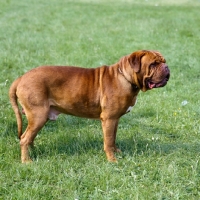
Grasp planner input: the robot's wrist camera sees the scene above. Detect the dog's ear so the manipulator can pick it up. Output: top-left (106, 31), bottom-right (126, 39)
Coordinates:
top-left (128, 50), bottom-right (147, 73)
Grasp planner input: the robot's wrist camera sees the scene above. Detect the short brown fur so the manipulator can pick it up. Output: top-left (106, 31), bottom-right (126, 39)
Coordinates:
top-left (9, 50), bottom-right (170, 163)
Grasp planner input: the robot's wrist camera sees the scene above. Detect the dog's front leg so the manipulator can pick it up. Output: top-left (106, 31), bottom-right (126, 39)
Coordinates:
top-left (101, 118), bottom-right (119, 162)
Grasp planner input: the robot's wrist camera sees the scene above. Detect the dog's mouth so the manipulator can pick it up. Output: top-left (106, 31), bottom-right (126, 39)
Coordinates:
top-left (146, 73), bottom-right (170, 89)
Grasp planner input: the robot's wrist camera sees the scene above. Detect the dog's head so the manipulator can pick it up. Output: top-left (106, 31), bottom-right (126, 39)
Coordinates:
top-left (123, 50), bottom-right (170, 92)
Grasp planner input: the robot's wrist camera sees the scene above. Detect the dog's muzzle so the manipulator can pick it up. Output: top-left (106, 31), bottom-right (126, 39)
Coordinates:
top-left (146, 65), bottom-right (170, 89)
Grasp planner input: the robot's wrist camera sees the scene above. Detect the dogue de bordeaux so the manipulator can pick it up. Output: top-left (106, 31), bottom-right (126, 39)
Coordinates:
top-left (9, 50), bottom-right (170, 163)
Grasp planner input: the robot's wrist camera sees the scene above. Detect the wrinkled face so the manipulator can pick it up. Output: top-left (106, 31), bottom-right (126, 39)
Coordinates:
top-left (141, 51), bottom-right (170, 91)
top-left (128, 50), bottom-right (170, 92)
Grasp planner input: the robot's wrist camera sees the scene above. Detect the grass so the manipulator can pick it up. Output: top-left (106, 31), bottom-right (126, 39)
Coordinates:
top-left (0, 0), bottom-right (200, 199)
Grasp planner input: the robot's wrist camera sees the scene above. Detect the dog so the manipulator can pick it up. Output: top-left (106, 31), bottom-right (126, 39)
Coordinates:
top-left (9, 50), bottom-right (170, 163)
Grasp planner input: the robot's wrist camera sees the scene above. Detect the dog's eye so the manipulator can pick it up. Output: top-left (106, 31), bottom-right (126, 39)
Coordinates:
top-left (150, 62), bottom-right (157, 68)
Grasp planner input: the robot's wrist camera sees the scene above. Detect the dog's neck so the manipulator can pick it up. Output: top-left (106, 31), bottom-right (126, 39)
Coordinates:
top-left (118, 67), bottom-right (139, 90)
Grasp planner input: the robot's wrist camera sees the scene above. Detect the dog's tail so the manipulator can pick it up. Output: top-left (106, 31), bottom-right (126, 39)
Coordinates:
top-left (9, 78), bottom-right (23, 139)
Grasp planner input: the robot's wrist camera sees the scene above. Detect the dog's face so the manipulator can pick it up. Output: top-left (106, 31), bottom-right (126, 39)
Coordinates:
top-left (128, 50), bottom-right (170, 91)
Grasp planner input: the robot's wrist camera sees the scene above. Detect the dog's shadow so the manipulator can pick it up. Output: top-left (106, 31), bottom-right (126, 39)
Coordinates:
top-left (28, 114), bottom-right (193, 161)
top-left (30, 116), bottom-right (103, 159)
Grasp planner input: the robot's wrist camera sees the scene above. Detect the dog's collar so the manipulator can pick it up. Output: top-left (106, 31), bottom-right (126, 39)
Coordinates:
top-left (118, 67), bottom-right (138, 90)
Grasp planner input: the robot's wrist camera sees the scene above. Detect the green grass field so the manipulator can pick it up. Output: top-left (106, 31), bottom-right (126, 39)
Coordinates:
top-left (0, 0), bottom-right (200, 199)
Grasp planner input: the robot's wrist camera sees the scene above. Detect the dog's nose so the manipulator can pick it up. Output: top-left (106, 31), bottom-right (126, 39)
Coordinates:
top-left (165, 65), bottom-right (169, 73)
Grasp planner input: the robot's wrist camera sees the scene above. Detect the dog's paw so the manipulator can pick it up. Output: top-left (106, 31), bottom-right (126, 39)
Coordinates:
top-left (108, 156), bottom-right (118, 163)
top-left (21, 158), bottom-right (33, 164)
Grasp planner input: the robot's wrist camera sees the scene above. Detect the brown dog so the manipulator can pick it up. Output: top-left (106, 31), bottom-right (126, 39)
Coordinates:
top-left (9, 50), bottom-right (170, 163)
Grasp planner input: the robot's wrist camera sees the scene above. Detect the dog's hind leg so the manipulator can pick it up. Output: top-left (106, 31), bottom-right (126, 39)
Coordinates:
top-left (20, 107), bottom-right (49, 163)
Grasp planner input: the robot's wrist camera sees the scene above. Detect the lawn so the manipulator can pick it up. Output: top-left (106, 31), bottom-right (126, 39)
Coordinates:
top-left (0, 0), bottom-right (200, 199)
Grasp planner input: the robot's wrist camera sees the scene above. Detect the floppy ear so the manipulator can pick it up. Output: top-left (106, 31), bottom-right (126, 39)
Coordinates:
top-left (128, 50), bottom-right (146, 73)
